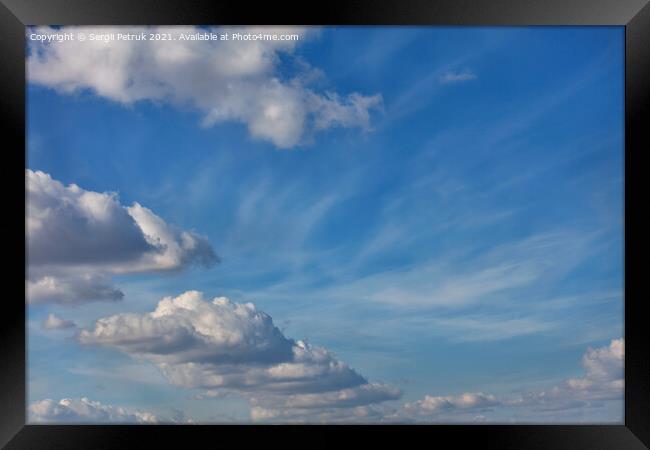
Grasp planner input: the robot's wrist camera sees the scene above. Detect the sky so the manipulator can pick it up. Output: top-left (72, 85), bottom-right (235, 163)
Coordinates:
top-left (26, 25), bottom-right (624, 424)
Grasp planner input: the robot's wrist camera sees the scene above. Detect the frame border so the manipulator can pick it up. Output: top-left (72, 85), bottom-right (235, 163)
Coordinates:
top-left (1, 0), bottom-right (648, 448)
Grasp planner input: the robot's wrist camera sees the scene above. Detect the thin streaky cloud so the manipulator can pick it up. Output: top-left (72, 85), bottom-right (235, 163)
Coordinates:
top-left (438, 69), bottom-right (478, 84)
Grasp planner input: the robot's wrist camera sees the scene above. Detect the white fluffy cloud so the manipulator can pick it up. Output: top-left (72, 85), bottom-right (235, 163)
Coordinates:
top-left (42, 313), bottom-right (76, 330)
top-left (27, 170), bottom-right (217, 304)
top-left (28, 26), bottom-right (382, 148)
top-left (78, 291), bottom-right (401, 420)
top-left (507, 338), bottom-right (624, 412)
top-left (575, 338), bottom-right (624, 385)
top-left (79, 291), bottom-right (293, 366)
top-left (28, 397), bottom-right (158, 423)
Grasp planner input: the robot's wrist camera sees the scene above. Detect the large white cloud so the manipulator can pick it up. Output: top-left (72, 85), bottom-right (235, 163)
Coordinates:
top-left (27, 26), bottom-right (382, 149)
top-left (79, 291), bottom-right (293, 365)
top-left (27, 170), bottom-right (217, 304)
top-left (28, 397), bottom-right (159, 424)
top-left (78, 291), bottom-right (401, 420)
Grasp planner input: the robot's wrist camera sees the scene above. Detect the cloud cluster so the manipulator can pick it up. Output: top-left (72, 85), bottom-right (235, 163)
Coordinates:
top-left (38, 288), bottom-right (623, 423)
top-left (27, 170), bottom-right (217, 304)
top-left (28, 397), bottom-right (158, 424)
top-left (79, 291), bottom-right (401, 421)
top-left (401, 339), bottom-right (624, 422)
top-left (28, 26), bottom-right (382, 148)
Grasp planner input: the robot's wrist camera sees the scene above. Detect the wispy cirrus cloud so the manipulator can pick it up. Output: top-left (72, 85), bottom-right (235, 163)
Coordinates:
top-left (252, 230), bottom-right (598, 310)
top-left (438, 69), bottom-right (477, 84)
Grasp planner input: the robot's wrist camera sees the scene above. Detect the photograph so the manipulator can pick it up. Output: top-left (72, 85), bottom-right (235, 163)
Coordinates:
top-left (25, 25), bottom-right (625, 425)
top-left (1, 0), bottom-right (649, 447)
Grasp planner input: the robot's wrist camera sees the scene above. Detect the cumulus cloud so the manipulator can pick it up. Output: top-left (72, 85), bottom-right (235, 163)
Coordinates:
top-left (576, 338), bottom-right (624, 384)
top-left (79, 292), bottom-right (293, 366)
top-left (78, 291), bottom-right (401, 420)
top-left (28, 397), bottom-right (159, 423)
top-left (42, 313), bottom-right (76, 330)
top-left (27, 26), bottom-right (382, 148)
top-left (401, 339), bottom-right (624, 422)
top-left (27, 170), bottom-right (217, 304)
top-left (507, 338), bottom-right (624, 412)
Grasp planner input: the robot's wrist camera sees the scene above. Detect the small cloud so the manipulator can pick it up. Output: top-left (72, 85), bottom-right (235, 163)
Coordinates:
top-left (438, 69), bottom-right (477, 84)
top-left (42, 313), bottom-right (76, 330)
top-left (404, 392), bottom-right (499, 416)
top-left (29, 397), bottom-right (158, 424)
top-left (193, 390), bottom-right (231, 400)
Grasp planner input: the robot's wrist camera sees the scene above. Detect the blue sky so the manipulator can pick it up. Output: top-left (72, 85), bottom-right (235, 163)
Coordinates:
top-left (26, 26), bottom-right (624, 423)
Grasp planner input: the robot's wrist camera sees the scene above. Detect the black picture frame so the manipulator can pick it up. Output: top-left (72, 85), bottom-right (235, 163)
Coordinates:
top-left (1, 0), bottom-right (648, 448)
